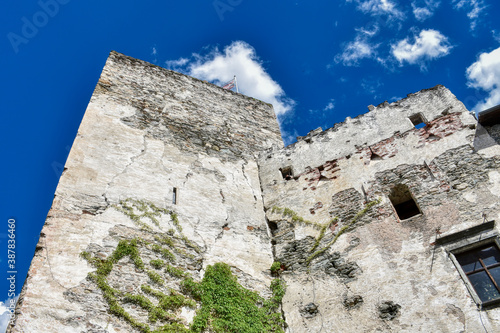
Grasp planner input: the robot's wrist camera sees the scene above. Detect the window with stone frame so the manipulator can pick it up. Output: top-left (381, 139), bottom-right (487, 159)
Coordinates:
top-left (451, 239), bottom-right (500, 307)
top-left (409, 113), bottom-right (427, 129)
top-left (388, 184), bottom-right (421, 220)
top-left (279, 166), bottom-right (294, 180)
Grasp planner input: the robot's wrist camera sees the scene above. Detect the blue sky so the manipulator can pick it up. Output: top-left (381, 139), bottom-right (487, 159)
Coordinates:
top-left (1, 0), bottom-right (500, 329)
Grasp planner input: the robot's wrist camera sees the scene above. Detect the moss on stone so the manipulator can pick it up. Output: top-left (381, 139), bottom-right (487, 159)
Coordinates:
top-left (150, 259), bottom-right (166, 269)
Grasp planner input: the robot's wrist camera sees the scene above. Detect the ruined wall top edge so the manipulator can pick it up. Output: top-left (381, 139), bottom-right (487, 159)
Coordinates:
top-left (263, 85), bottom-right (474, 158)
top-left (89, 51), bottom-right (283, 158)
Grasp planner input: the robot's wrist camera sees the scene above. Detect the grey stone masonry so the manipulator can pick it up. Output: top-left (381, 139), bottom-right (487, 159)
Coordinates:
top-left (96, 51), bottom-right (283, 159)
top-left (11, 51), bottom-right (282, 333)
top-left (259, 85), bottom-right (500, 332)
top-left (11, 51), bottom-right (500, 333)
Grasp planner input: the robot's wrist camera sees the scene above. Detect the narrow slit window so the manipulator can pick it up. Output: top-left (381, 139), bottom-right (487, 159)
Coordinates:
top-left (409, 113), bottom-right (427, 129)
top-left (280, 166), bottom-right (294, 180)
top-left (388, 184), bottom-right (421, 220)
top-left (172, 187), bottom-right (177, 205)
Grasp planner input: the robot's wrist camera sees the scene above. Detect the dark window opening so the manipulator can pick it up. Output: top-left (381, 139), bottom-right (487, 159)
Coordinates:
top-left (388, 184), bottom-right (421, 220)
top-left (172, 187), bottom-right (177, 205)
top-left (317, 165), bottom-right (329, 181)
top-left (409, 113), bottom-right (426, 129)
top-left (267, 220), bottom-right (278, 236)
top-left (280, 166), bottom-right (294, 180)
top-left (369, 147), bottom-right (383, 161)
top-left (455, 243), bottom-right (500, 304)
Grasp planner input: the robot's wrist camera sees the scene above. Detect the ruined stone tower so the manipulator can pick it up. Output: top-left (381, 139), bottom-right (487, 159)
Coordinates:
top-left (11, 52), bottom-right (500, 332)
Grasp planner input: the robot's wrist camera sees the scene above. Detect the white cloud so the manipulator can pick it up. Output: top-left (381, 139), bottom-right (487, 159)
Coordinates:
top-left (466, 47), bottom-right (500, 112)
top-left (452, 0), bottom-right (487, 30)
top-left (0, 295), bottom-right (19, 332)
top-left (355, 24), bottom-right (380, 37)
top-left (411, 0), bottom-right (441, 21)
top-left (391, 29), bottom-right (452, 68)
top-left (165, 41), bottom-right (294, 120)
top-left (335, 37), bottom-right (379, 66)
top-left (347, 0), bottom-right (404, 20)
top-left (361, 78), bottom-right (383, 98)
top-left (492, 30), bottom-right (500, 43)
top-left (150, 45), bottom-right (159, 64)
top-left (324, 99), bottom-right (335, 111)
top-left (164, 57), bottom-right (189, 71)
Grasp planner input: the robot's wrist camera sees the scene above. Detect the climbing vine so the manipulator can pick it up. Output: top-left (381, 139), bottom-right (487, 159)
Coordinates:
top-left (270, 206), bottom-right (321, 229)
top-left (82, 198), bottom-right (286, 332)
top-left (185, 263), bottom-right (285, 333)
top-left (114, 198), bottom-right (180, 232)
top-left (270, 199), bottom-right (381, 266)
top-left (306, 199), bottom-right (380, 264)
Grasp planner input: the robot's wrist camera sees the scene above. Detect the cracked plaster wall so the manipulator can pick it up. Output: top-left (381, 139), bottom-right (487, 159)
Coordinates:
top-left (12, 52), bottom-right (283, 332)
top-left (258, 87), bottom-right (500, 332)
top-left (14, 50), bottom-right (500, 333)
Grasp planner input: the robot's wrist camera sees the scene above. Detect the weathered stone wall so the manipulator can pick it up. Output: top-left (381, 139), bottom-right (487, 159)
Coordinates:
top-left (258, 87), bottom-right (500, 332)
top-left (12, 52), bottom-right (283, 332)
top-left (14, 51), bottom-right (500, 333)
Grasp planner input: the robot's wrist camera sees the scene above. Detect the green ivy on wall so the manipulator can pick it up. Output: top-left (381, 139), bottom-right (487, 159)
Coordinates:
top-left (82, 198), bottom-right (286, 332)
top-left (271, 199), bottom-right (381, 265)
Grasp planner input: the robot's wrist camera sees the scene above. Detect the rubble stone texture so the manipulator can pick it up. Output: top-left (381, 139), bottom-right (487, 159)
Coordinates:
top-left (11, 51), bottom-right (500, 332)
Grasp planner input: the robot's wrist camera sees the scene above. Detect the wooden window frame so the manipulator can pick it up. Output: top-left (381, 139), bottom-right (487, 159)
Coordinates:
top-left (449, 237), bottom-right (500, 308)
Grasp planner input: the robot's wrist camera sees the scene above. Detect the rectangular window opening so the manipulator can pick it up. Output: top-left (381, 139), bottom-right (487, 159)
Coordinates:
top-left (280, 166), bottom-right (294, 180)
top-left (453, 241), bottom-right (500, 306)
top-left (409, 113), bottom-right (427, 129)
top-left (172, 187), bottom-right (177, 205)
top-left (388, 184), bottom-right (421, 220)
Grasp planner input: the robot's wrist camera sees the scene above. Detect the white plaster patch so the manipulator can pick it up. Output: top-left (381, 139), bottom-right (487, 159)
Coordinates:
top-left (478, 145), bottom-right (500, 158)
top-left (294, 224), bottom-right (318, 241)
top-left (462, 191), bottom-right (477, 203)
top-left (174, 90), bottom-right (192, 100)
top-left (488, 171), bottom-right (500, 197)
top-left (179, 306), bottom-right (196, 324)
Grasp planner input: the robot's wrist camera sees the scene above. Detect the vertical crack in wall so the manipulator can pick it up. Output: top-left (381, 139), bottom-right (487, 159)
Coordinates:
top-left (241, 159), bottom-right (258, 204)
top-left (42, 236), bottom-right (71, 290)
top-left (104, 135), bottom-right (148, 199)
top-left (255, 157), bottom-right (289, 330)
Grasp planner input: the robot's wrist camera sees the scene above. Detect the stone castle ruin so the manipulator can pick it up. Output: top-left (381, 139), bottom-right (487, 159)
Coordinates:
top-left (10, 51), bottom-right (500, 332)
